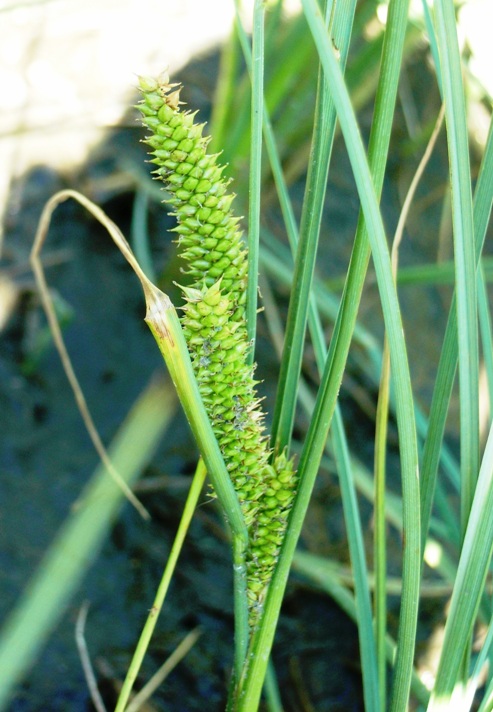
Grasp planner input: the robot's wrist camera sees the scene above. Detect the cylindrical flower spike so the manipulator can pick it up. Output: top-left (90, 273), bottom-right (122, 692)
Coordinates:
top-left (137, 74), bottom-right (297, 625)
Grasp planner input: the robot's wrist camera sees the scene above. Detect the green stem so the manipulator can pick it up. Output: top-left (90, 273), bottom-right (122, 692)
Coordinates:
top-left (270, 0), bottom-right (347, 455)
top-left (435, 0), bottom-right (478, 538)
top-left (246, 0), bottom-right (265, 361)
top-left (232, 532), bottom-right (249, 679)
top-left (374, 336), bottom-right (390, 711)
top-left (114, 460), bottom-right (208, 712)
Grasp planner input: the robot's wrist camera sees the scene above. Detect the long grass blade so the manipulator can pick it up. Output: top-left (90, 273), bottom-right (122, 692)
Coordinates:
top-left (478, 267), bottom-right (493, 418)
top-left (245, 0), bottom-right (265, 359)
top-left (373, 102), bottom-right (445, 709)
top-left (420, 106), bottom-right (493, 557)
top-left (30, 200), bottom-right (150, 520)
top-left (435, 0), bottom-right (479, 537)
top-left (299, 2), bottom-right (420, 710)
top-left (464, 615), bottom-right (493, 711)
top-left (270, 0), bottom-right (357, 455)
top-left (332, 407), bottom-right (381, 711)
top-left (263, 228), bottom-right (381, 710)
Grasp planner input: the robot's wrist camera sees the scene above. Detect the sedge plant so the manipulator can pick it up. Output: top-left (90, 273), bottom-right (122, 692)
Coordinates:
top-left (1, 0), bottom-right (493, 710)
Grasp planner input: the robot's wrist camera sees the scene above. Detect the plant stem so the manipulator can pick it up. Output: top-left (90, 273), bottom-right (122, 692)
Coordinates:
top-left (246, 0), bottom-right (265, 361)
top-left (114, 460), bottom-right (207, 712)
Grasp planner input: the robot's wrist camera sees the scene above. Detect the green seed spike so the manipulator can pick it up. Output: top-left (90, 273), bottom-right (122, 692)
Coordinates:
top-left (137, 72), bottom-right (297, 625)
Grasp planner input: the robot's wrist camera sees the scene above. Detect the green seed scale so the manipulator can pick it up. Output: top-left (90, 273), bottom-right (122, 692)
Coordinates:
top-left (137, 73), bottom-right (297, 625)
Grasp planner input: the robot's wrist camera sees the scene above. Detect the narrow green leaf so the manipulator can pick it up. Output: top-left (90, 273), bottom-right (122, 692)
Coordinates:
top-left (435, 0), bottom-right (479, 536)
top-left (270, 0), bottom-right (357, 455)
top-left (332, 407), bottom-right (381, 712)
top-left (299, 2), bottom-right (420, 710)
top-left (114, 459), bottom-right (208, 712)
top-left (246, 0), bottom-right (265, 358)
top-left (478, 267), bottom-right (493, 414)
top-left (420, 108), bottom-right (493, 558)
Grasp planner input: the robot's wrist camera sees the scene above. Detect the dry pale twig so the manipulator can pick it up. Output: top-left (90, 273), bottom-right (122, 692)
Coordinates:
top-left (30, 189), bottom-right (150, 519)
top-left (124, 627), bottom-right (202, 712)
top-left (75, 601), bottom-right (107, 712)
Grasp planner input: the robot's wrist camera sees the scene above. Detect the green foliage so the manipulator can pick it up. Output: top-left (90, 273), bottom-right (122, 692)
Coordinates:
top-left (1, 1), bottom-right (492, 710)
